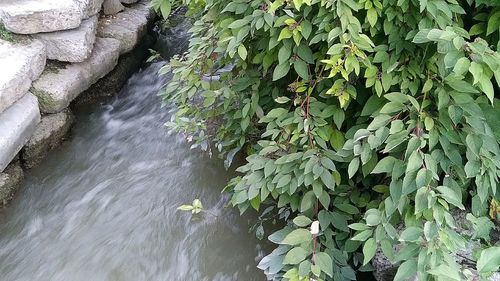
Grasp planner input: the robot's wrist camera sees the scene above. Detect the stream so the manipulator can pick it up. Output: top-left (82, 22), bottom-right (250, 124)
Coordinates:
top-left (0, 25), bottom-right (267, 280)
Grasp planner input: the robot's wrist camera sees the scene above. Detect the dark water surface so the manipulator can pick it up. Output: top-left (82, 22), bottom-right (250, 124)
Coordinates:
top-left (0, 61), bottom-right (266, 281)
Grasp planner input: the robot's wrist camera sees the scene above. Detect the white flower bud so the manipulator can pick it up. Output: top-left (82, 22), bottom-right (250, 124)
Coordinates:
top-left (310, 220), bottom-right (320, 235)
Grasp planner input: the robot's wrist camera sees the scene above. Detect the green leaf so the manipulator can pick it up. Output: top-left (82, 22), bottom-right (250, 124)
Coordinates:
top-left (159, 0), bottom-right (171, 17)
top-left (406, 151), bottom-right (422, 173)
top-left (419, 0), bottom-right (427, 12)
top-left (424, 116), bottom-right (434, 130)
top-left (351, 229), bottom-right (373, 241)
top-left (331, 212), bottom-right (349, 231)
top-left (294, 60), bottom-right (309, 80)
top-left (380, 239), bottom-right (394, 261)
top-left (275, 96), bottom-right (291, 104)
top-left (363, 238), bottom-right (377, 265)
top-left (477, 247), bottom-right (500, 273)
top-left (311, 264), bottom-right (321, 277)
top-left (486, 11), bottom-right (500, 36)
top-left (177, 205), bottom-right (193, 211)
top-left (445, 76), bottom-right (479, 93)
top-left (348, 157), bottom-right (359, 178)
top-left (436, 186), bottom-right (464, 210)
top-left (315, 252), bottom-right (333, 277)
top-left (278, 28), bottom-right (293, 41)
top-left (372, 156), bottom-right (396, 174)
top-left (238, 44), bottom-right (247, 60)
top-left (301, 191), bottom-right (316, 212)
top-left (298, 260), bottom-right (312, 277)
top-left (281, 228), bottom-right (312, 245)
top-left (469, 62), bottom-right (483, 85)
top-left (479, 76), bottom-right (494, 103)
top-left (415, 187), bottom-right (429, 213)
top-left (330, 130), bottom-right (345, 150)
top-left (367, 8), bottom-right (377, 27)
top-left (367, 115), bottom-right (391, 130)
top-left (337, 203), bottom-right (360, 214)
top-left (228, 18), bottom-right (250, 29)
top-left (192, 199), bottom-right (203, 209)
top-left (422, 79), bottom-right (433, 93)
top-left (428, 264), bottom-right (461, 281)
top-left (453, 57), bottom-right (470, 76)
top-left (273, 63), bottom-right (290, 81)
top-left (284, 247), bottom-right (307, 264)
top-left (365, 209), bottom-right (381, 226)
top-left (300, 20), bottom-right (313, 39)
top-left (297, 44), bottom-right (314, 64)
top-left (349, 223), bottom-right (369, 231)
top-left (278, 44), bottom-right (291, 64)
top-left (268, 227), bottom-right (292, 243)
top-left (394, 259), bottom-right (417, 281)
top-left (413, 29), bottom-right (430, 43)
top-left (399, 226), bottom-right (422, 242)
top-left (277, 174), bottom-right (291, 188)
top-left (293, 215), bottom-right (313, 227)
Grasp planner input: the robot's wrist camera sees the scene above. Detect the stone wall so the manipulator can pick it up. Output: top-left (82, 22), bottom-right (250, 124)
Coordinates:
top-left (0, 0), bottom-right (156, 205)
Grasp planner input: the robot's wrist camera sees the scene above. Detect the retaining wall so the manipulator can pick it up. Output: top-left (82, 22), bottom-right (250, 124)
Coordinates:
top-left (0, 0), bottom-right (156, 205)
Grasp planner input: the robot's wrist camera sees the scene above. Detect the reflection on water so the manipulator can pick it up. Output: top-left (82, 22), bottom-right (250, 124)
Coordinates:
top-left (0, 61), bottom-right (266, 281)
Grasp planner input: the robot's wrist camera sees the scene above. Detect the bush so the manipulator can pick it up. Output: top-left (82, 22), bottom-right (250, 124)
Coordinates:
top-left (155, 0), bottom-right (500, 279)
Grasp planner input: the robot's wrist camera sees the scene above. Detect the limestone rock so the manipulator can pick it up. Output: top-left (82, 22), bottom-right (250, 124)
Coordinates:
top-left (121, 0), bottom-right (140, 3)
top-left (0, 39), bottom-right (46, 114)
top-left (21, 110), bottom-right (74, 169)
top-left (0, 160), bottom-right (23, 206)
top-left (103, 0), bottom-right (124, 15)
top-left (74, 0), bottom-right (105, 18)
top-left (73, 34), bottom-right (153, 106)
top-left (33, 16), bottom-right (98, 63)
top-left (32, 37), bottom-right (121, 113)
top-left (0, 93), bottom-right (41, 172)
top-left (0, 0), bottom-right (83, 34)
top-left (129, 1), bottom-right (156, 21)
top-left (97, 1), bottom-right (154, 54)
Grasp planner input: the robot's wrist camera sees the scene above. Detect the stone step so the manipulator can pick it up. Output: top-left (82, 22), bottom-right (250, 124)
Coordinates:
top-left (33, 16), bottom-right (98, 63)
top-left (0, 39), bottom-right (46, 114)
top-left (32, 37), bottom-right (121, 113)
top-left (0, 0), bottom-right (84, 34)
top-left (97, 1), bottom-right (154, 54)
top-left (21, 109), bottom-right (74, 169)
top-left (0, 93), bottom-right (41, 172)
top-left (75, 0), bottom-right (105, 19)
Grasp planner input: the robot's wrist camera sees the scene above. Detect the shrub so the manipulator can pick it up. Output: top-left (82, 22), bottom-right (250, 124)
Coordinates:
top-left (155, 0), bottom-right (500, 279)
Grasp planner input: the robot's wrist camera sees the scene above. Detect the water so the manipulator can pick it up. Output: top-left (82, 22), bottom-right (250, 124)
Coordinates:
top-left (0, 59), bottom-right (267, 280)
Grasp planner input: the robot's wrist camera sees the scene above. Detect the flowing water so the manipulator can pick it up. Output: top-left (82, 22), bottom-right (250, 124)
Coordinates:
top-left (0, 43), bottom-right (267, 280)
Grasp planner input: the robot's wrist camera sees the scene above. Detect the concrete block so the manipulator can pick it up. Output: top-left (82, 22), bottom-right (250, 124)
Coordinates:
top-left (34, 16), bottom-right (98, 63)
top-left (32, 37), bottom-right (121, 113)
top-left (0, 0), bottom-right (83, 34)
top-left (21, 110), bottom-right (74, 169)
top-left (0, 39), bottom-right (46, 113)
top-left (97, 1), bottom-right (154, 54)
top-left (0, 93), bottom-right (41, 172)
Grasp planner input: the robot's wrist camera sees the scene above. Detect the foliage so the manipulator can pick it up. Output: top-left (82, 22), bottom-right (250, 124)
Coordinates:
top-left (177, 198), bottom-right (204, 214)
top-left (0, 24), bottom-right (13, 42)
top-left (158, 0), bottom-right (500, 279)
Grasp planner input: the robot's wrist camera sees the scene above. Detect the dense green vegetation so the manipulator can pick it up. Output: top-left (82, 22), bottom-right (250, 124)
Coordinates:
top-left (153, 0), bottom-right (500, 279)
